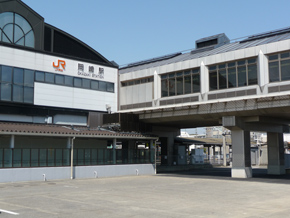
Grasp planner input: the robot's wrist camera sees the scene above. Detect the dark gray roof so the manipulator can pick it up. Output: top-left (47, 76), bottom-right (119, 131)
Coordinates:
top-left (120, 31), bottom-right (290, 74)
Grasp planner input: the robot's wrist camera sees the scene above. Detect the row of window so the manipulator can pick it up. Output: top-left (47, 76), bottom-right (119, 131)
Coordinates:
top-left (0, 148), bottom-right (153, 168)
top-left (269, 52), bottom-right (290, 82)
top-left (121, 77), bottom-right (153, 87)
top-left (34, 70), bottom-right (114, 93)
top-left (0, 65), bottom-right (115, 104)
top-left (161, 69), bottom-right (200, 97)
top-left (209, 58), bottom-right (257, 91)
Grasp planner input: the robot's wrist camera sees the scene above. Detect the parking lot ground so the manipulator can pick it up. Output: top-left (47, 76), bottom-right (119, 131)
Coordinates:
top-left (1, 167), bottom-right (290, 218)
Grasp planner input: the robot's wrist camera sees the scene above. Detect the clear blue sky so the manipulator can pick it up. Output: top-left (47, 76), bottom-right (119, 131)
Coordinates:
top-left (22, 0), bottom-right (290, 67)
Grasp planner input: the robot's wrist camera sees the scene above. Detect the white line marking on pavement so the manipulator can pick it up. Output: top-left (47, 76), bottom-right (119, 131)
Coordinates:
top-left (0, 208), bottom-right (19, 215)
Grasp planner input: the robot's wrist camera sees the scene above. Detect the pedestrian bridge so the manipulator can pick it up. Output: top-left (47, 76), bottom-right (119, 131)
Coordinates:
top-left (118, 28), bottom-right (290, 178)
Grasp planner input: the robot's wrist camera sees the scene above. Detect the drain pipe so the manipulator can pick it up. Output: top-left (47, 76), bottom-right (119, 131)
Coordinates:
top-left (70, 137), bottom-right (75, 180)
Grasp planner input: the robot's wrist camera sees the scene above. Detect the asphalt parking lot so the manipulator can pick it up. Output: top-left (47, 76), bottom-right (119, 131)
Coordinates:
top-left (0, 168), bottom-right (290, 218)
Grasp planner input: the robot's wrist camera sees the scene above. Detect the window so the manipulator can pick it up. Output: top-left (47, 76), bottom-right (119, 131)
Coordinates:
top-left (91, 80), bottom-right (99, 90)
top-left (82, 79), bottom-right (90, 89)
top-left (107, 83), bottom-right (114, 92)
top-left (99, 81), bottom-right (106, 91)
top-left (13, 68), bottom-right (24, 84)
top-left (64, 76), bottom-right (73, 87)
top-left (269, 52), bottom-right (290, 82)
top-left (161, 68), bottom-right (200, 97)
top-left (74, 78), bottom-right (82, 87)
top-left (55, 74), bottom-right (64, 85)
top-left (121, 77), bottom-right (154, 87)
top-left (209, 58), bottom-right (257, 90)
top-left (45, 73), bottom-right (54, 83)
top-left (0, 12), bottom-right (35, 48)
top-left (24, 70), bottom-right (34, 87)
top-left (35, 71), bottom-right (45, 82)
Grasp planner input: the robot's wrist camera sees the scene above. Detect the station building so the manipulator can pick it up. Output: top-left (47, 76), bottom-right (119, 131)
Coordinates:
top-left (119, 27), bottom-right (290, 178)
top-left (0, 0), bottom-right (157, 182)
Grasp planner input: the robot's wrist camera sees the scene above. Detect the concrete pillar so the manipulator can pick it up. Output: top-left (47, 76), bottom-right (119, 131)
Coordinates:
top-left (113, 138), bottom-right (117, 164)
top-left (231, 130), bottom-right (252, 178)
top-left (10, 135), bottom-right (15, 149)
top-left (267, 132), bottom-right (285, 175)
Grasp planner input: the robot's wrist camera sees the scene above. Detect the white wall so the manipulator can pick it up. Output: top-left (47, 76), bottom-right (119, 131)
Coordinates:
top-left (34, 83), bottom-right (117, 112)
top-left (120, 82), bottom-right (153, 105)
top-left (0, 164), bottom-right (155, 183)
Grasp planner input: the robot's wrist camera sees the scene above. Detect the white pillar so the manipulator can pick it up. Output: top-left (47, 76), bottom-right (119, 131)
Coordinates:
top-left (267, 132), bottom-right (285, 175)
top-left (10, 135), bottom-right (15, 149)
top-left (258, 50), bottom-right (269, 94)
top-left (231, 130), bottom-right (252, 178)
top-left (200, 61), bottom-right (209, 101)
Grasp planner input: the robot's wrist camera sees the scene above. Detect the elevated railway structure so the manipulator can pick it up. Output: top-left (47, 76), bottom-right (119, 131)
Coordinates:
top-left (118, 28), bottom-right (290, 178)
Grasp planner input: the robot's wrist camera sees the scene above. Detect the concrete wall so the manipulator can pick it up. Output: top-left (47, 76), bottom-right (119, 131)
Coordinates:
top-left (0, 164), bottom-right (155, 183)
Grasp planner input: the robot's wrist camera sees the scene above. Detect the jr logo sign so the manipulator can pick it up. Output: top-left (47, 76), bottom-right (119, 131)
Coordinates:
top-left (53, 60), bottom-right (66, 72)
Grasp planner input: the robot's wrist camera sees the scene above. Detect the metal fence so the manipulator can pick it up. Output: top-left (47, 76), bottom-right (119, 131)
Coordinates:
top-left (0, 148), bottom-right (154, 168)
top-left (158, 154), bottom-right (228, 166)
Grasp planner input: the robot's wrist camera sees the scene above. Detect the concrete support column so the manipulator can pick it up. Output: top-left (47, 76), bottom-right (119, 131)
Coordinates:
top-left (210, 146), bottom-right (213, 160)
top-left (267, 132), bottom-right (285, 175)
top-left (113, 138), bottom-right (117, 164)
top-left (231, 130), bottom-right (252, 178)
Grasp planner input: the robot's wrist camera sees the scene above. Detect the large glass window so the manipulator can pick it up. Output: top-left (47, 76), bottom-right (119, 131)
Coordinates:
top-left (64, 76), bottom-right (73, 87)
top-left (99, 81), bottom-right (106, 91)
top-left (269, 52), bottom-right (290, 82)
top-left (55, 74), bottom-right (64, 85)
top-left (35, 71), bottom-right (45, 82)
top-left (45, 73), bottom-right (54, 83)
top-left (82, 79), bottom-right (90, 89)
top-left (121, 76), bottom-right (154, 87)
top-left (91, 80), bottom-right (99, 90)
top-left (176, 73), bottom-right (183, 95)
top-left (209, 58), bottom-right (257, 90)
top-left (24, 70), bottom-right (34, 87)
top-left (1, 83), bottom-right (12, 101)
top-left (23, 87), bottom-right (33, 103)
top-left (209, 71), bottom-right (217, 90)
top-left (1, 66), bottom-right (12, 82)
top-left (161, 68), bottom-right (200, 97)
top-left (184, 71), bottom-right (191, 94)
top-left (74, 78), bottom-right (82, 88)
top-left (0, 12), bottom-right (35, 48)
top-left (13, 68), bottom-right (24, 84)
top-left (13, 84), bottom-right (23, 102)
top-left (107, 83), bottom-right (114, 92)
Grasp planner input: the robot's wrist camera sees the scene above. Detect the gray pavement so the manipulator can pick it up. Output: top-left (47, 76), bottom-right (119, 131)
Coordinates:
top-left (0, 168), bottom-right (290, 218)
